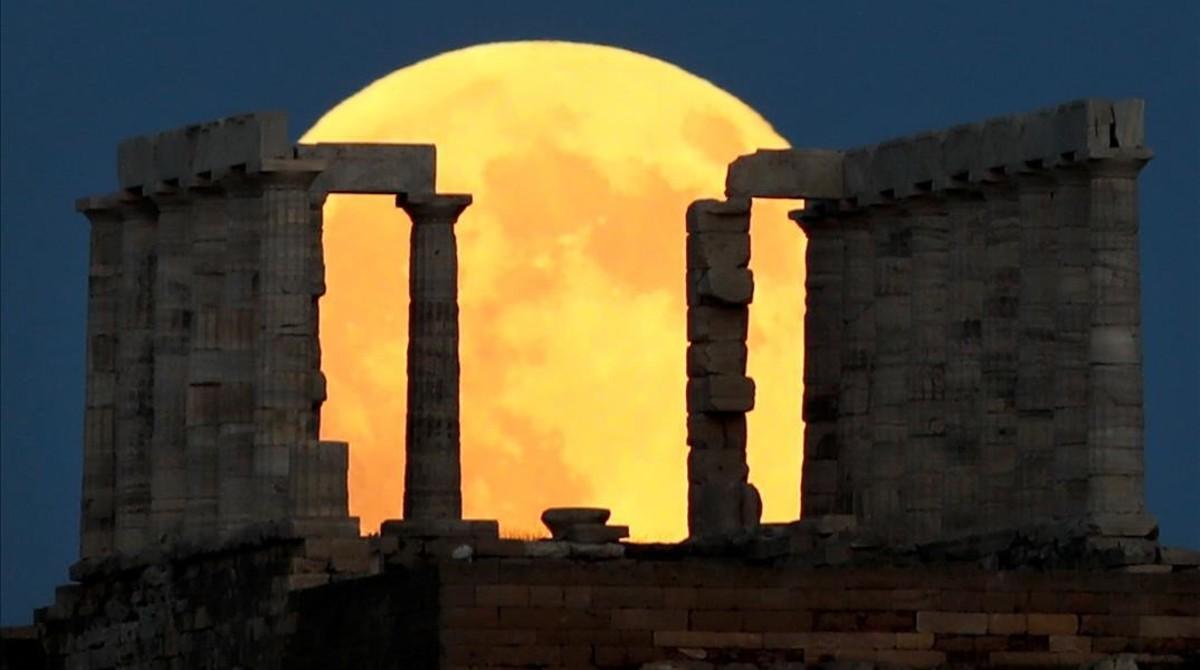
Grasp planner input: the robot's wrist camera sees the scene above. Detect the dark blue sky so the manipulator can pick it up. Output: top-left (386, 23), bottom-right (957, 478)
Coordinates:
top-left (2, 1), bottom-right (1197, 624)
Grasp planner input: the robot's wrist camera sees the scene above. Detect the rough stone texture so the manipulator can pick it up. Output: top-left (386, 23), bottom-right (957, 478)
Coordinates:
top-left (33, 547), bottom-right (1200, 669)
top-left (684, 198), bottom-right (758, 538)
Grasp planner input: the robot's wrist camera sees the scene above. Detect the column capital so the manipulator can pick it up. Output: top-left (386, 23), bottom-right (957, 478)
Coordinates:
top-left (146, 185), bottom-right (193, 211)
top-left (76, 192), bottom-right (158, 221)
top-left (1078, 150), bottom-right (1153, 179)
top-left (395, 193), bottom-right (472, 224)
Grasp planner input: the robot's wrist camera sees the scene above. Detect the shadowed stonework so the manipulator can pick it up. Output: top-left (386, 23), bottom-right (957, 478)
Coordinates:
top-left (13, 100), bottom-right (1198, 669)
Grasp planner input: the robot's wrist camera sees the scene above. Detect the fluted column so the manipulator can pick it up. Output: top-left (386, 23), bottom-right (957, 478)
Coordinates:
top-left (942, 191), bottom-right (986, 535)
top-left (837, 214), bottom-right (874, 523)
top-left (396, 193), bottom-right (472, 521)
top-left (1051, 168), bottom-right (1093, 519)
top-left (183, 186), bottom-right (226, 542)
top-left (867, 206), bottom-right (911, 542)
top-left (905, 200), bottom-right (949, 542)
top-left (217, 177), bottom-right (263, 535)
top-left (76, 198), bottom-right (123, 557)
top-left (979, 183), bottom-right (1020, 531)
top-left (1015, 173), bottom-right (1059, 526)
top-left (1083, 155), bottom-right (1151, 518)
top-left (256, 169), bottom-right (323, 522)
top-left (794, 203), bottom-right (845, 517)
top-left (149, 189), bottom-right (192, 542)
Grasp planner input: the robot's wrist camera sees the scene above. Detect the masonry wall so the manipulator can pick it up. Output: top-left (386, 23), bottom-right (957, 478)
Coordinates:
top-left (35, 547), bottom-right (1200, 669)
top-left (37, 533), bottom-right (374, 670)
top-left (437, 558), bottom-right (1199, 668)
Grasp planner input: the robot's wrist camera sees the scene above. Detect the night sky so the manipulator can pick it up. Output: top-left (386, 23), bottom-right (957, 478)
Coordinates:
top-left (2, 1), bottom-right (1197, 624)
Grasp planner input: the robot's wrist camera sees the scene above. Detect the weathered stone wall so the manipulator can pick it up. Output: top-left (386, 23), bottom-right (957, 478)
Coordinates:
top-left (35, 545), bottom-right (1200, 669)
top-left (36, 530), bottom-right (373, 670)
top-left (437, 558), bottom-right (1199, 668)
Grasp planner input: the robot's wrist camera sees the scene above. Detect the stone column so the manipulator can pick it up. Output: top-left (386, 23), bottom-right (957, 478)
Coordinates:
top-left (942, 191), bottom-right (986, 535)
top-left (684, 197), bottom-right (757, 537)
top-left (256, 169), bottom-right (323, 523)
top-left (108, 197), bottom-right (157, 554)
top-left (1051, 168), bottom-right (1093, 519)
top-left (217, 178), bottom-right (263, 536)
top-left (866, 206), bottom-right (911, 543)
top-left (1083, 155), bottom-right (1151, 519)
top-left (837, 214), bottom-right (875, 523)
top-left (289, 190), bottom-right (342, 522)
top-left (905, 200), bottom-right (949, 542)
top-left (149, 188), bottom-right (192, 542)
top-left (793, 203), bottom-right (845, 517)
top-left (1015, 174), bottom-right (1059, 526)
top-left (76, 198), bottom-right (123, 558)
top-left (396, 193), bottom-right (473, 522)
top-left (183, 186), bottom-right (226, 542)
top-left (980, 183), bottom-right (1020, 531)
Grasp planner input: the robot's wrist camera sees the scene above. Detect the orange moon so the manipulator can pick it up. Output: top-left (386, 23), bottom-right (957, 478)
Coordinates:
top-left (302, 41), bottom-right (805, 540)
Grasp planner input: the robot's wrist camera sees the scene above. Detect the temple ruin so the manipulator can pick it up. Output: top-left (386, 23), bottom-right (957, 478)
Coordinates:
top-left (14, 99), bottom-right (1198, 668)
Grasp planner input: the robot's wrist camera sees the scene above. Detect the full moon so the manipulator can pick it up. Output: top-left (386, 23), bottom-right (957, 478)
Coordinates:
top-left (302, 41), bottom-right (805, 540)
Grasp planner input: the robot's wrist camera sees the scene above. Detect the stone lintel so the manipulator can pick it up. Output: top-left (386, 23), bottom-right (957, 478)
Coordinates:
top-left (842, 98), bottom-right (1150, 206)
top-left (297, 142), bottom-right (436, 195)
top-left (725, 148), bottom-right (845, 200)
top-left (118, 111), bottom-right (290, 191)
top-left (730, 98), bottom-right (1151, 211)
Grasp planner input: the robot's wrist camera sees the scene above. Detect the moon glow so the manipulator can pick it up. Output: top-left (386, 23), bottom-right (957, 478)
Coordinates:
top-left (302, 41), bottom-right (805, 539)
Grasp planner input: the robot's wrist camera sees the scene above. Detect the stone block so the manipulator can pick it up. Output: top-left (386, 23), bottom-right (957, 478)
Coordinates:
top-left (687, 375), bottom-right (755, 413)
top-left (916, 611), bottom-right (988, 635)
top-left (685, 197), bottom-right (750, 233)
top-left (686, 413), bottom-right (747, 450)
top-left (1090, 327), bottom-right (1140, 365)
top-left (689, 268), bottom-right (754, 306)
top-left (1027, 613), bottom-right (1079, 635)
top-left (687, 231), bottom-right (750, 269)
top-left (687, 306), bottom-right (748, 343)
top-left (725, 148), bottom-right (845, 199)
top-left (688, 449), bottom-right (749, 483)
top-left (297, 143), bottom-right (435, 195)
top-left (687, 341), bottom-right (747, 377)
top-left (561, 524), bottom-right (629, 544)
top-left (540, 507), bottom-right (609, 536)
top-left (802, 460), bottom-right (838, 496)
